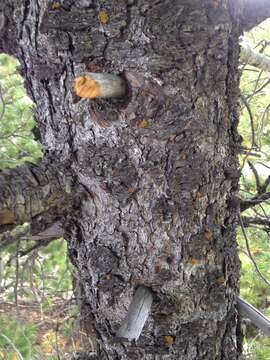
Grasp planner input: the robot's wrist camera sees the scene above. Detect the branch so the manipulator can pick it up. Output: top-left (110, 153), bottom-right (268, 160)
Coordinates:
top-left (0, 221), bottom-right (63, 251)
top-left (238, 214), bottom-right (270, 287)
top-left (240, 40), bottom-right (270, 72)
top-left (247, 161), bottom-right (261, 192)
top-left (237, 296), bottom-right (270, 336)
top-left (241, 95), bottom-right (257, 148)
top-left (0, 161), bottom-right (68, 229)
top-left (241, 215), bottom-right (270, 228)
top-left (240, 0), bottom-right (270, 32)
top-left (240, 192), bottom-right (270, 211)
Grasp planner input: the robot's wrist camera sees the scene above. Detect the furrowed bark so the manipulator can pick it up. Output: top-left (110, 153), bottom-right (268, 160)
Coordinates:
top-left (0, 0), bottom-right (248, 359)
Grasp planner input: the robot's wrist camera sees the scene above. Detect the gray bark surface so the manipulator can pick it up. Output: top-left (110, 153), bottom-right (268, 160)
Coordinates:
top-left (0, 0), bottom-right (258, 359)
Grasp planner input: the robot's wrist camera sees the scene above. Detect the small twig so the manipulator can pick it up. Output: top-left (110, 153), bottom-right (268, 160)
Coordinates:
top-left (248, 77), bottom-right (270, 100)
top-left (260, 174), bottom-right (270, 194)
top-left (240, 192), bottom-right (270, 211)
top-left (256, 162), bottom-right (270, 170)
top-left (248, 161), bottom-right (261, 193)
top-left (239, 150), bottom-right (261, 157)
top-left (19, 238), bottom-right (55, 257)
top-left (15, 239), bottom-right (20, 317)
top-left (257, 102), bottom-right (270, 144)
top-left (0, 83), bottom-right (5, 122)
top-left (241, 94), bottom-right (257, 148)
top-left (238, 214), bottom-right (270, 288)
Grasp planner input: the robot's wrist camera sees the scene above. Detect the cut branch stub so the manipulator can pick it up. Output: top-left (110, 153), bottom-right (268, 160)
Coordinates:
top-left (116, 286), bottom-right (153, 341)
top-left (74, 73), bottom-right (126, 99)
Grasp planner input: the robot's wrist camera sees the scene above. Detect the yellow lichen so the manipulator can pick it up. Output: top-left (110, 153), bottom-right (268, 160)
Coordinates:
top-left (196, 191), bottom-right (204, 198)
top-left (99, 10), bottom-right (109, 24)
top-left (189, 257), bottom-right (200, 265)
top-left (164, 335), bottom-right (174, 346)
top-left (169, 133), bottom-right (177, 141)
top-left (51, 2), bottom-right (61, 10)
top-left (138, 119), bottom-right (149, 128)
top-left (128, 187), bottom-right (136, 194)
top-left (180, 153), bottom-right (187, 160)
top-left (204, 229), bottom-right (213, 241)
top-left (217, 276), bottom-right (225, 284)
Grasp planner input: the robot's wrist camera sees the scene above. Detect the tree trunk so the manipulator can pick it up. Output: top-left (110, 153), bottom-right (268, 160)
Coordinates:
top-left (1, 0), bottom-right (265, 359)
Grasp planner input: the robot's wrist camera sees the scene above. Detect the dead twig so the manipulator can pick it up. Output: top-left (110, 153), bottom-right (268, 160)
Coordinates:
top-left (238, 214), bottom-right (270, 288)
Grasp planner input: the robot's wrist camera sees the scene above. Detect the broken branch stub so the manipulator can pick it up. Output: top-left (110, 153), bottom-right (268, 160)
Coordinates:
top-left (116, 286), bottom-right (153, 341)
top-left (74, 73), bottom-right (126, 99)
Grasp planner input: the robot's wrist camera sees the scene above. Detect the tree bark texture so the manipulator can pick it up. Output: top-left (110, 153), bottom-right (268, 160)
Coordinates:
top-left (0, 0), bottom-right (252, 359)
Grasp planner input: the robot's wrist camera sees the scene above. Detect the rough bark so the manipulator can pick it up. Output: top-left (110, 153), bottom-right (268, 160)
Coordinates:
top-left (1, 0), bottom-right (264, 359)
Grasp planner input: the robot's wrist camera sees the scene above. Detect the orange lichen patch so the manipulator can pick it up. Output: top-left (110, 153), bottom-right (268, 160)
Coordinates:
top-left (99, 10), bottom-right (109, 24)
top-left (196, 191), bottom-right (204, 199)
top-left (164, 335), bottom-right (174, 346)
top-left (138, 90), bottom-right (146, 96)
top-left (0, 210), bottom-right (16, 225)
top-left (217, 276), bottom-right (225, 284)
top-left (138, 119), bottom-right (149, 128)
top-left (180, 153), bottom-right (187, 160)
top-left (169, 133), bottom-right (177, 141)
top-left (127, 187), bottom-right (136, 194)
top-left (188, 257), bottom-right (200, 265)
top-left (51, 2), bottom-right (61, 10)
top-left (204, 229), bottom-right (213, 241)
top-left (74, 76), bottom-right (100, 99)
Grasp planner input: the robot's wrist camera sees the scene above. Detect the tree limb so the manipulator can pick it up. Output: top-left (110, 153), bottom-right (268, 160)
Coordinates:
top-left (241, 216), bottom-right (270, 227)
top-left (237, 296), bottom-right (270, 336)
top-left (240, 192), bottom-right (270, 211)
top-left (240, 0), bottom-right (270, 32)
top-left (240, 40), bottom-right (270, 72)
top-left (0, 220), bottom-right (63, 250)
top-left (0, 161), bottom-right (68, 229)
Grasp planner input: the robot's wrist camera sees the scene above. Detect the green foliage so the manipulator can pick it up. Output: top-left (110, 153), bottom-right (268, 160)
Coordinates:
top-left (0, 315), bottom-right (37, 359)
top-left (0, 239), bottom-right (77, 359)
top-left (238, 18), bottom-right (270, 360)
top-left (0, 54), bottom-right (42, 168)
top-left (239, 19), bottom-right (270, 154)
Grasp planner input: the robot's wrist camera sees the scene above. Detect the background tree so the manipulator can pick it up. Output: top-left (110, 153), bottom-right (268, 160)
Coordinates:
top-left (1, 1), bottom-right (270, 359)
